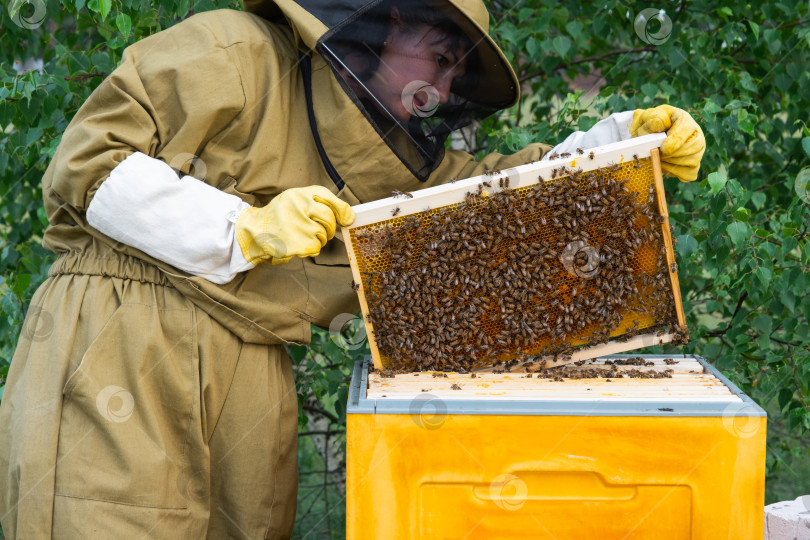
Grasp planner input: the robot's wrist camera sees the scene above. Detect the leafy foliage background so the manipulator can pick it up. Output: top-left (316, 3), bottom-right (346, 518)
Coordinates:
top-left (1, 0), bottom-right (808, 537)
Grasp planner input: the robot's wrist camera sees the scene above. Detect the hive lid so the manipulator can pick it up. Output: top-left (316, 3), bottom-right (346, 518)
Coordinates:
top-left (348, 355), bottom-right (767, 418)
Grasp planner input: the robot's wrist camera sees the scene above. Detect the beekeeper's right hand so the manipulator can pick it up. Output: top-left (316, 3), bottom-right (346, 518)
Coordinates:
top-left (236, 186), bottom-right (355, 266)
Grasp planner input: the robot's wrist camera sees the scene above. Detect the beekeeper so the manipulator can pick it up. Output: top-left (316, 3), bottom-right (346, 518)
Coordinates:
top-left (0, 0), bottom-right (705, 537)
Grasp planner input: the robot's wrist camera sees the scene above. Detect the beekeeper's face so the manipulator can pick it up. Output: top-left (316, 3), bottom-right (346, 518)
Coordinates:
top-left (368, 7), bottom-right (468, 121)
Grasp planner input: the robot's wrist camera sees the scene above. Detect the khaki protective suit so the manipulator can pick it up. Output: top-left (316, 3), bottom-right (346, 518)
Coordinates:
top-left (0, 0), bottom-right (550, 537)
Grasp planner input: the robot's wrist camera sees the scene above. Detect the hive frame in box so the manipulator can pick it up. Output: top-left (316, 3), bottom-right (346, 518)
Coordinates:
top-left (343, 133), bottom-right (686, 371)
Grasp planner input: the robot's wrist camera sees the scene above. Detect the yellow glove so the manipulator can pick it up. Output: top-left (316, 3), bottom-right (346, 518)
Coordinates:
top-left (631, 105), bottom-right (706, 182)
top-left (236, 186), bottom-right (355, 265)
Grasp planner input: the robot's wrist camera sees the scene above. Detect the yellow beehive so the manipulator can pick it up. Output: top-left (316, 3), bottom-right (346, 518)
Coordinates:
top-left (343, 134), bottom-right (686, 371)
top-left (346, 355), bottom-right (766, 539)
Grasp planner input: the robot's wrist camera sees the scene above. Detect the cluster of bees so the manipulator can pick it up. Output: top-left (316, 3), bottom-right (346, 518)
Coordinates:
top-left (353, 159), bottom-right (687, 373)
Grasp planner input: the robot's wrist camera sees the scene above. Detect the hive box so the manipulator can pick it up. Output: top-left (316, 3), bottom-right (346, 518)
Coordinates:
top-left (346, 355), bottom-right (766, 539)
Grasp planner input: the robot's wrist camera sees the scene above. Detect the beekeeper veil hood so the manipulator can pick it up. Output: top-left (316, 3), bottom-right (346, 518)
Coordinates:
top-left (244, 0), bottom-right (519, 182)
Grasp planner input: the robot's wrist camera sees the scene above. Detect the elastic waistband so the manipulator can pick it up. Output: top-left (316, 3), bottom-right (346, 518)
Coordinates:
top-left (49, 252), bottom-right (175, 287)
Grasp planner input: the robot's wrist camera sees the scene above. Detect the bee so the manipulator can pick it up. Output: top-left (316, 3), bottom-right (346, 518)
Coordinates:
top-left (448, 177), bottom-right (457, 184)
top-left (588, 151), bottom-right (595, 160)
top-left (670, 262), bottom-right (677, 273)
top-left (391, 207), bottom-right (401, 216)
top-left (549, 152), bottom-right (560, 160)
top-left (538, 174), bottom-right (544, 182)
top-left (560, 152), bottom-right (571, 158)
top-left (499, 177), bottom-right (510, 189)
top-left (576, 148), bottom-right (584, 155)
top-left (481, 180), bottom-right (492, 188)
top-left (351, 280), bottom-right (360, 291)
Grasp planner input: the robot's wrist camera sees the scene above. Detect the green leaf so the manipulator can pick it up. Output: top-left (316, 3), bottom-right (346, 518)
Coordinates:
top-left (755, 267), bottom-right (772, 287)
top-left (115, 13), bottom-right (132, 38)
top-left (734, 207), bottom-right (749, 222)
top-left (702, 99), bottom-right (722, 115)
top-left (802, 137), bottom-right (810, 159)
top-left (737, 110), bottom-right (756, 136)
top-left (668, 47), bottom-right (686, 69)
top-left (783, 236), bottom-right (798, 256)
top-left (739, 73), bottom-right (758, 93)
top-left (676, 234), bottom-right (698, 258)
top-left (764, 29), bottom-right (782, 54)
top-left (780, 290), bottom-right (796, 313)
top-left (99, 0), bottom-right (111, 20)
top-left (774, 74), bottom-right (792, 94)
top-left (566, 21), bottom-right (583, 38)
top-left (751, 192), bottom-right (766, 210)
top-left (708, 171), bottom-right (727, 194)
top-left (552, 36), bottom-right (571, 57)
top-left (726, 222), bottom-right (751, 247)
top-left (287, 344), bottom-right (307, 363)
top-left (590, 15), bottom-right (604, 35)
top-left (778, 388), bottom-right (793, 411)
top-left (12, 274), bottom-right (31, 297)
top-left (526, 36), bottom-right (538, 57)
top-left (641, 83), bottom-right (658, 99)
top-left (748, 20), bottom-right (759, 41)
top-left (752, 314), bottom-right (772, 334)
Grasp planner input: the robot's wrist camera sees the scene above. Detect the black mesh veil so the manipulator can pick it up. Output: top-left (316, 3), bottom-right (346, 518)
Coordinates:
top-left (317, 0), bottom-right (506, 181)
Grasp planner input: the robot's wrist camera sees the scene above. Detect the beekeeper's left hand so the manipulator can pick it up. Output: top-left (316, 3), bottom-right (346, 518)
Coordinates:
top-left (631, 105), bottom-right (706, 182)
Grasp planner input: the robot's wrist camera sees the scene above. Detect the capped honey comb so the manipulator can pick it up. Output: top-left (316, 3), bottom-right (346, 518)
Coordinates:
top-left (344, 134), bottom-right (686, 372)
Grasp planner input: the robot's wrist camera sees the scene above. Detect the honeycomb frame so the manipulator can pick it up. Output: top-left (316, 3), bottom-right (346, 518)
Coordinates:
top-left (343, 133), bottom-right (686, 371)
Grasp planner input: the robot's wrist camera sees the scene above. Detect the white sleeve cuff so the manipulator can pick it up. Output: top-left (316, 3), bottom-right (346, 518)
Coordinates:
top-left (543, 110), bottom-right (635, 160)
top-left (87, 152), bottom-right (253, 284)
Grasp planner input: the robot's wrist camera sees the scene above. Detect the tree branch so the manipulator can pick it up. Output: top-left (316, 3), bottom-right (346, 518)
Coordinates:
top-left (303, 404), bottom-right (340, 425)
top-left (705, 291), bottom-right (748, 336)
